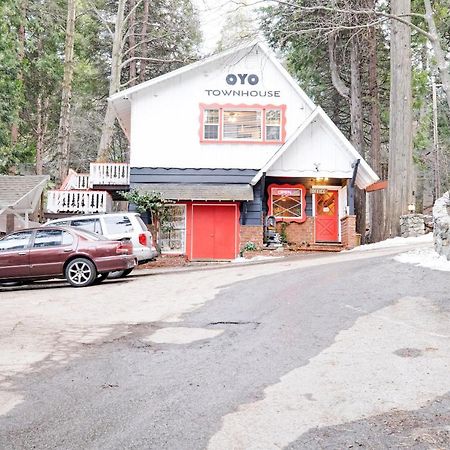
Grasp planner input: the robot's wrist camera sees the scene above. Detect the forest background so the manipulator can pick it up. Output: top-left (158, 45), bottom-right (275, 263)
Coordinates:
top-left (0, 0), bottom-right (449, 241)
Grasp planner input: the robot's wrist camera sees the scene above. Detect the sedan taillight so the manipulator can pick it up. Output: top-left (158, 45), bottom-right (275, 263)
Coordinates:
top-left (138, 233), bottom-right (147, 246)
top-left (116, 243), bottom-right (130, 254)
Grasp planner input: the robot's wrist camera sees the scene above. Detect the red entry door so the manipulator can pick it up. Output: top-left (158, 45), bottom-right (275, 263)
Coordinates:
top-left (192, 205), bottom-right (237, 260)
top-left (315, 191), bottom-right (339, 242)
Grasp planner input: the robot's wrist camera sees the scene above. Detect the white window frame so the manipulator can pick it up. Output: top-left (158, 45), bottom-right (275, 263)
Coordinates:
top-left (265, 109), bottom-right (281, 142)
top-left (160, 204), bottom-right (186, 254)
top-left (203, 109), bottom-right (220, 141)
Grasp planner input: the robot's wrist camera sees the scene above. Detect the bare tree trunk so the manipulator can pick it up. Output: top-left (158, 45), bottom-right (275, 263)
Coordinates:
top-left (139, 0), bottom-right (149, 82)
top-left (36, 94), bottom-right (43, 175)
top-left (11, 0), bottom-right (27, 146)
top-left (424, 0), bottom-right (450, 112)
top-left (128, 0), bottom-right (137, 86)
top-left (385, 0), bottom-right (413, 237)
top-left (97, 0), bottom-right (127, 162)
top-left (367, 19), bottom-right (384, 242)
top-left (350, 35), bottom-right (366, 242)
top-left (328, 33), bottom-right (350, 99)
top-left (36, 95), bottom-right (50, 176)
top-left (56, 0), bottom-right (76, 184)
top-left (36, 95), bottom-right (50, 175)
top-left (432, 77), bottom-right (441, 201)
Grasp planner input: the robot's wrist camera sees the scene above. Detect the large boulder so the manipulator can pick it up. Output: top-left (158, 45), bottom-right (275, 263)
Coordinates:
top-left (433, 192), bottom-right (450, 260)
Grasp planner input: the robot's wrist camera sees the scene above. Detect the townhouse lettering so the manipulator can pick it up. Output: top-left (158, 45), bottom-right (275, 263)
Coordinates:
top-left (205, 73), bottom-right (281, 98)
top-left (205, 89), bottom-right (281, 97)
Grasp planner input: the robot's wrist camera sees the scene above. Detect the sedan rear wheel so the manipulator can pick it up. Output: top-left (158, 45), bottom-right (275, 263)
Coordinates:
top-left (65, 258), bottom-right (97, 287)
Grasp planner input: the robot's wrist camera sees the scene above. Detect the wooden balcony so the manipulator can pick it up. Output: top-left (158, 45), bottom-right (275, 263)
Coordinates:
top-left (46, 190), bottom-right (112, 214)
top-left (89, 163), bottom-right (130, 187)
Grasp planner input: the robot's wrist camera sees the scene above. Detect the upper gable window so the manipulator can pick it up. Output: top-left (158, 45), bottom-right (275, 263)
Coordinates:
top-left (223, 110), bottom-right (262, 140)
top-left (200, 104), bottom-right (286, 144)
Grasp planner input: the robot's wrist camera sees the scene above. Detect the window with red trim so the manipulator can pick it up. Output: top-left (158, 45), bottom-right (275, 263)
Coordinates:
top-left (200, 104), bottom-right (286, 144)
top-left (268, 184), bottom-right (307, 223)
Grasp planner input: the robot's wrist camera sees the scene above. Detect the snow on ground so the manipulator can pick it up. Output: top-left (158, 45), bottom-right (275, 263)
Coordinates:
top-left (394, 247), bottom-right (450, 272)
top-left (351, 233), bottom-right (450, 272)
top-left (349, 233), bottom-right (433, 252)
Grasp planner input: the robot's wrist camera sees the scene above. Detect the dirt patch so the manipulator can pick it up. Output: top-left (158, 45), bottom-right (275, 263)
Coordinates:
top-left (136, 248), bottom-right (323, 271)
top-left (138, 254), bottom-right (189, 269)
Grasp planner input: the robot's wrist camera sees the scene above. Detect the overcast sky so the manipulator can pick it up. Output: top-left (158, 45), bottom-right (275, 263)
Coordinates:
top-left (193, 0), bottom-right (234, 53)
top-left (193, 0), bottom-right (261, 54)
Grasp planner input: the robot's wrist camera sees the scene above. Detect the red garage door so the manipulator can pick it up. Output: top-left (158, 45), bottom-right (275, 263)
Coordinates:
top-left (192, 204), bottom-right (238, 260)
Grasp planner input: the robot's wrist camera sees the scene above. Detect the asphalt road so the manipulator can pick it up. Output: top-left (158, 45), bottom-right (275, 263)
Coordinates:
top-left (0, 244), bottom-right (449, 449)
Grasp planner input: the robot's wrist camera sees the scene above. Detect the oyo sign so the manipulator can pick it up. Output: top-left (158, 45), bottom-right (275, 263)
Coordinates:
top-left (225, 73), bottom-right (259, 86)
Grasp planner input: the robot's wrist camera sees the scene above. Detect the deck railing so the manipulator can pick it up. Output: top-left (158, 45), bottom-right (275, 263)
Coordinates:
top-left (74, 174), bottom-right (90, 190)
top-left (89, 163), bottom-right (130, 186)
top-left (60, 170), bottom-right (90, 190)
top-left (47, 190), bottom-right (112, 214)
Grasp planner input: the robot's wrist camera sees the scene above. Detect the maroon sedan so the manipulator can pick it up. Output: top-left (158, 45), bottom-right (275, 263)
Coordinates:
top-left (0, 227), bottom-right (136, 287)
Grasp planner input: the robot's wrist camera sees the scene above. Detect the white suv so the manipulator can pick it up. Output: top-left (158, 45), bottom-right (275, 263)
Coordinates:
top-left (45, 213), bottom-right (157, 271)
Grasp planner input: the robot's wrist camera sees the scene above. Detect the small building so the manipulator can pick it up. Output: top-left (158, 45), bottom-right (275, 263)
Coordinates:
top-left (108, 41), bottom-right (378, 260)
top-left (0, 175), bottom-right (49, 234)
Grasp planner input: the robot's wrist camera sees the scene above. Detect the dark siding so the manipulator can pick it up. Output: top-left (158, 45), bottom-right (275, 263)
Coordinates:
top-left (131, 167), bottom-right (258, 185)
top-left (306, 193), bottom-right (313, 216)
top-left (240, 180), bottom-right (263, 225)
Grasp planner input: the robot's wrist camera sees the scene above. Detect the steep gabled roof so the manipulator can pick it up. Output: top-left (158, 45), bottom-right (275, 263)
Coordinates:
top-left (0, 175), bottom-right (49, 213)
top-left (109, 41), bottom-right (316, 138)
top-left (251, 107), bottom-right (379, 189)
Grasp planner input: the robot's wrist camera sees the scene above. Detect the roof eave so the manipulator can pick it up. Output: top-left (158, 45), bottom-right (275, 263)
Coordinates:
top-left (109, 39), bottom-right (262, 103)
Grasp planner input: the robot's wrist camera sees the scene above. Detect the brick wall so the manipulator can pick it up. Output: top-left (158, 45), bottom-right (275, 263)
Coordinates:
top-left (276, 218), bottom-right (315, 246)
top-left (240, 225), bottom-right (264, 250)
top-left (341, 215), bottom-right (357, 249)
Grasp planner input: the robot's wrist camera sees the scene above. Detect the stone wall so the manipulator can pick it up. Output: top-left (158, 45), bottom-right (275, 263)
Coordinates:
top-left (433, 191), bottom-right (450, 260)
top-left (400, 214), bottom-right (433, 238)
top-left (240, 225), bottom-right (264, 250)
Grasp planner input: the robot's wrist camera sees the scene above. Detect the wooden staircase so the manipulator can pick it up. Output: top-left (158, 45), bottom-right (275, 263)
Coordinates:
top-left (46, 163), bottom-right (130, 215)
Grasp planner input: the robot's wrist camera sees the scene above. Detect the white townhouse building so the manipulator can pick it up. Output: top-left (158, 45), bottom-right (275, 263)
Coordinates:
top-left (108, 41), bottom-right (378, 260)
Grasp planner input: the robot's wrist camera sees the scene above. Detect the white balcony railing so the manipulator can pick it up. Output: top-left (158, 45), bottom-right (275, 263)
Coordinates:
top-left (47, 190), bottom-right (112, 214)
top-left (89, 163), bottom-right (130, 187)
top-left (74, 174), bottom-right (90, 190)
top-left (60, 169), bottom-right (90, 190)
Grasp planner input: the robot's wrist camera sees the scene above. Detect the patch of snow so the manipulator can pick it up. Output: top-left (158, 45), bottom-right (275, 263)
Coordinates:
top-left (394, 247), bottom-right (450, 272)
top-left (233, 257), bottom-right (247, 263)
top-left (349, 233), bottom-right (433, 252)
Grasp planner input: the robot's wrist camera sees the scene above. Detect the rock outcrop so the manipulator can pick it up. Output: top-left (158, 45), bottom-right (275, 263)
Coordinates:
top-left (433, 192), bottom-right (450, 260)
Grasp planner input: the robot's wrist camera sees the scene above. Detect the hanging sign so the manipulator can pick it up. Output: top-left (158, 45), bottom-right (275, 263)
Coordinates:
top-left (310, 188), bottom-right (328, 194)
top-left (272, 188), bottom-right (300, 196)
